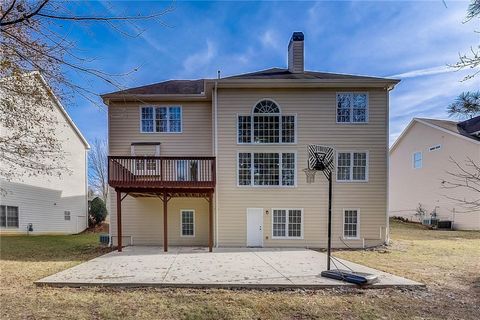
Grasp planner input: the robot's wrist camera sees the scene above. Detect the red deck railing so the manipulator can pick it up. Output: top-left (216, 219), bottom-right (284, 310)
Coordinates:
top-left (108, 156), bottom-right (216, 189)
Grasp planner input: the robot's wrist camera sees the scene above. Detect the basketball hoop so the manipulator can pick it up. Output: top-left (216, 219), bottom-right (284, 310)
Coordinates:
top-left (303, 168), bottom-right (317, 183)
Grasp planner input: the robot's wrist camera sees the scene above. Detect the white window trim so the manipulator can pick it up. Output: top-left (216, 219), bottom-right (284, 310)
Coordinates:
top-left (412, 151), bottom-right (422, 169)
top-left (335, 150), bottom-right (369, 183)
top-left (0, 205), bottom-right (19, 229)
top-left (64, 210), bottom-right (71, 221)
top-left (271, 208), bottom-right (304, 240)
top-left (139, 105), bottom-right (183, 134)
top-left (236, 151), bottom-right (297, 188)
top-left (335, 92), bottom-right (369, 124)
top-left (236, 98), bottom-right (297, 145)
top-left (180, 209), bottom-right (195, 237)
top-left (342, 208), bottom-right (360, 240)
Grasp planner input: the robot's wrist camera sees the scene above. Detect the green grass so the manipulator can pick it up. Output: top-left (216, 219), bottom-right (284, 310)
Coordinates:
top-left (1, 220), bottom-right (479, 320)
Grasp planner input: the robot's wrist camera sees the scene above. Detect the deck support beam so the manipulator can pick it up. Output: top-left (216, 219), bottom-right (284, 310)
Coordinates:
top-left (116, 190), bottom-right (122, 252)
top-left (163, 190), bottom-right (168, 252)
top-left (208, 192), bottom-right (213, 252)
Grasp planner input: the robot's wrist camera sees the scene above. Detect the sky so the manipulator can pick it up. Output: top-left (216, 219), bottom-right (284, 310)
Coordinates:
top-left (59, 0), bottom-right (480, 146)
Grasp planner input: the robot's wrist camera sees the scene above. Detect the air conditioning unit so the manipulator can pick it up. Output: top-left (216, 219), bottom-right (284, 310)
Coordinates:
top-left (99, 234), bottom-right (110, 245)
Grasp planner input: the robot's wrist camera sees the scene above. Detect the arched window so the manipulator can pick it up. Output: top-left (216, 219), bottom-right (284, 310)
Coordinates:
top-left (238, 99), bottom-right (296, 144)
top-left (253, 100), bottom-right (280, 114)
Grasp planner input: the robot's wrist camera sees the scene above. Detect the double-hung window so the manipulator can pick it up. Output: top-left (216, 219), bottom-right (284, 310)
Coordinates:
top-left (413, 152), bottom-right (422, 169)
top-left (343, 209), bottom-right (359, 239)
top-left (140, 106), bottom-right (182, 133)
top-left (1, 205), bottom-right (19, 228)
top-left (337, 152), bottom-right (368, 181)
top-left (237, 100), bottom-right (296, 144)
top-left (181, 210), bottom-right (195, 237)
top-left (238, 152), bottom-right (296, 187)
top-left (336, 93), bottom-right (368, 123)
top-left (272, 209), bottom-right (303, 238)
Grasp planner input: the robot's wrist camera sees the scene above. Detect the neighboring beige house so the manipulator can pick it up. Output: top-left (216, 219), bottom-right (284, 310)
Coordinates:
top-left (0, 72), bottom-right (90, 235)
top-left (389, 117), bottom-right (480, 230)
top-left (102, 32), bottom-right (400, 251)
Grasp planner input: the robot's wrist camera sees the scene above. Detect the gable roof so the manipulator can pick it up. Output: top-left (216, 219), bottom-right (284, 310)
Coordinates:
top-left (104, 79), bottom-right (205, 96)
top-left (390, 117), bottom-right (480, 153)
top-left (458, 115), bottom-right (480, 135)
top-left (101, 68), bottom-right (399, 99)
top-left (223, 67), bottom-right (398, 82)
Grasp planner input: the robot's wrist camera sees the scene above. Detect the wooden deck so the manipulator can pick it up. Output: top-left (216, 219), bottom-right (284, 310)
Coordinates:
top-left (108, 156), bottom-right (216, 253)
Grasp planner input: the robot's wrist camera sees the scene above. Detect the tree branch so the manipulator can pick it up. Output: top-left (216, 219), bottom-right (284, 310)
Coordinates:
top-left (0, 0), bottom-right (50, 27)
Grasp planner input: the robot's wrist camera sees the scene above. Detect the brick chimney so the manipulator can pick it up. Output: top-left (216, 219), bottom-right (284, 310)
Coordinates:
top-left (288, 32), bottom-right (304, 73)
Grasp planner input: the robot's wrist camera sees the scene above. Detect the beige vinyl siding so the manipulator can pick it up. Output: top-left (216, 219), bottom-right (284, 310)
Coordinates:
top-left (108, 101), bottom-right (213, 245)
top-left (109, 195), bottom-right (210, 246)
top-left (389, 121), bottom-right (480, 230)
top-left (216, 88), bottom-right (388, 248)
top-left (108, 101), bottom-right (212, 156)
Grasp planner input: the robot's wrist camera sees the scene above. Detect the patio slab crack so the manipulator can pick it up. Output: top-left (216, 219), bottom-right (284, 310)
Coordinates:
top-left (251, 251), bottom-right (295, 285)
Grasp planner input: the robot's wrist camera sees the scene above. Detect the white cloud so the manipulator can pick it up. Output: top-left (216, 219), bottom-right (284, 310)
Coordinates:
top-left (182, 40), bottom-right (217, 73)
top-left (260, 30), bottom-right (281, 49)
top-left (388, 65), bottom-right (453, 79)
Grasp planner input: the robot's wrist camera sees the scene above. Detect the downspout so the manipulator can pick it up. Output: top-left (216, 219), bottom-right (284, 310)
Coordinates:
top-left (385, 86), bottom-right (391, 244)
top-left (214, 79), bottom-right (219, 248)
top-left (85, 148), bottom-right (89, 233)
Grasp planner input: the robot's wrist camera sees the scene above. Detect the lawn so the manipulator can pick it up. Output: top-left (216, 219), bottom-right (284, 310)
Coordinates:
top-left (1, 220), bottom-right (479, 320)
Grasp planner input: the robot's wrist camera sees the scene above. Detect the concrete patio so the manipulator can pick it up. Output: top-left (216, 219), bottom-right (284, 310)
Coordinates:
top-left (36, 246), bottom-right (423, 289)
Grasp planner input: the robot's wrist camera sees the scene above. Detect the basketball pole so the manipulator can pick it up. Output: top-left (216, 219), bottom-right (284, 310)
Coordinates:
top-left (327, 170), bottom-right (332, 270)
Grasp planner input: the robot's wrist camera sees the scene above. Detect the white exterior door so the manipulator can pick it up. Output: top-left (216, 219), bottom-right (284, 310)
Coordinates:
top-left (246, 208), bottom-right (263, 247)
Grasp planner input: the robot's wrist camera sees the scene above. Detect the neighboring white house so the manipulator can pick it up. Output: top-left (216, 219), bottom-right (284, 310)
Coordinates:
top-left (0, 72), bottom-right (90, 235)
top-left (389, 116), bottom-right (480, 230)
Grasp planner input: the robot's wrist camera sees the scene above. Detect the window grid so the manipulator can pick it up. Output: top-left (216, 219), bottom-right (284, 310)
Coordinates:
top-left (237, 100), bottom-right (295, 144)
top-left (1, 205), bottom-right (19, 228)
top-left (282, 153), bottom-right (295, 186)
top-left (344, 210), bottom-right (359, 238)
top-left (272, 209), bottom-right (302, 238)
top-left (337, 93), bottom-right (368, 123)
top-left (238, 153), bottom-right (252, 186)
top-left (64, 211), bottom-right (71, 221)
top-left (253, 115), bottom-right (280, 143)
top-left (337, 152), bottom-right (351, 181)
top-left (413, 152), bottom-right (422, 169)
top-left (181, 210), bottom-right (194, 236)
top-left (272, 209), bottom-right (286, 237)
top-left (254, 153), bottom-right (280, 186)
top-left (281, 115), bottom-right (295, 143)
top-left (141, 106), bottom-right (182, 133)
top-left (337, 152), bottom-right (368, 181)
top-left (239, 153), bottom-right (295, 187)
top-left (238, 116), bottom-right (252, 143)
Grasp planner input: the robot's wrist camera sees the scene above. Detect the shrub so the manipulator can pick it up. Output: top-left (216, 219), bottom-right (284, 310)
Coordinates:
top-left (89, 197), bottom-right (107, 227)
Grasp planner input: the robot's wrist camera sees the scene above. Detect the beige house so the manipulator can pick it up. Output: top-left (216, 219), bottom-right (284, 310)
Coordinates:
top-left (102, 32), bottom-right (400, 251)
top-left (0, 72), bottom-right (90, 234)
top-left (389, 117), bottom-right (480, 230)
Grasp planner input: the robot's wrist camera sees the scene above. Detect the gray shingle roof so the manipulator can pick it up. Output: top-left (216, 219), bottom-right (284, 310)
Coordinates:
top-left (102, 68), bottom-right (399, 97)
top-left (418, 117), bottom-right (480, 142)
top-left (223, 67), bottom-right (398, 81)
top-left (458, 115), bottom-right (480, 135)
top-left (104, 79), bottom-right (205, 96)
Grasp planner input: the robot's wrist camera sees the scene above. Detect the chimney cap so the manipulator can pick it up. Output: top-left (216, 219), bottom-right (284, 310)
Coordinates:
top-left (291, 32), bottom-right (304, 41)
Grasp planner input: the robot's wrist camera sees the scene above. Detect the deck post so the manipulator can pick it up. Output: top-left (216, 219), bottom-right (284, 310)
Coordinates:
top-left (208, 192), bottom-right (213, 252)
top-left (163, 190), bottom-right (168, 252)
top-left (116, 190), bottom-right (122, 252)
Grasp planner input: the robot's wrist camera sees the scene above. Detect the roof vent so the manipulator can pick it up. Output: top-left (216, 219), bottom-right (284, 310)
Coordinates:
top-left (288, 32), bottom-right (304, 74)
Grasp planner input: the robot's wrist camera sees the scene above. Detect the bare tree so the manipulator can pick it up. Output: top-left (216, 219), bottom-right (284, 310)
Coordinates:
top-left (0, 0), bottom-right (173, 180)
top-left (88, 138), bottom-right (108, 202)
top-left (450, 0), bottom-right (480, 80)
top-left (442, 157), bottom-right (480, 212)
top-left (447, 91), bottom-right (480, 119)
